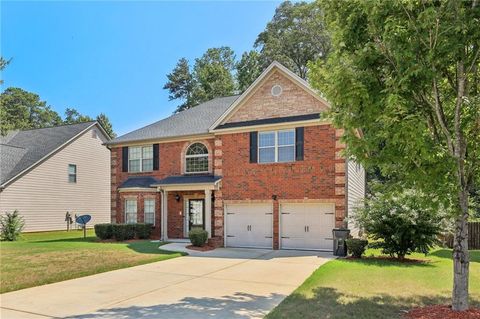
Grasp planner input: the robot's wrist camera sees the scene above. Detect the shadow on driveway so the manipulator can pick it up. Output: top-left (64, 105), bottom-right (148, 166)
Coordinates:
top-left (66, 292), bottom-right (284, 319)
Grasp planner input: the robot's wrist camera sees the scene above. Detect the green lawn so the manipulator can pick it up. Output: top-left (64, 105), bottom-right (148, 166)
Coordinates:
top-left (267, 249), bottom-right (480, 319)
top-left (0, 230), bottom-right (183, 293)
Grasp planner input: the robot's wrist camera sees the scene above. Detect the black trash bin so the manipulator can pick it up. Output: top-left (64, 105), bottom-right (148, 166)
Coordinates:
top-left (332, 228), bottom-right (350, 257)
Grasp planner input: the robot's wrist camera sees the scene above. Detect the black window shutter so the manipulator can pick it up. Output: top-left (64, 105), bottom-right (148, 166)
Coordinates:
top-left (249, 131), bottom-right (258, 163)
top-left (153, 144), bottom-right (159, 170)
top-left (122, 147), bottom-right (129, 172)
top-left (295, 127), bottom-right (304, 161)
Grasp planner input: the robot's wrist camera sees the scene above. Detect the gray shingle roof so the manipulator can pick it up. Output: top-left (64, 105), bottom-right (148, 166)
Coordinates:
top-left (108, 95), bottom-right (240, 145)
top-left (0, 121), bottom-right (96, 186)
top-left (119, 176), bottom-right (159, 189)
top-left (153, 175), bottom-right (222, 186)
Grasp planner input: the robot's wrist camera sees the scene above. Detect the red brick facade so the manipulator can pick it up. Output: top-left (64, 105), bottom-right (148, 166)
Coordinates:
top-left (110, 124), bottom-right (346, 245)
top-left (110, 65), bottom-right (347, 247)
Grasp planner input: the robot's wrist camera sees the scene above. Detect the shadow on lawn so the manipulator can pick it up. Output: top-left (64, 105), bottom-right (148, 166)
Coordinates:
top-left (65, 292), bottom-right (284, 319)
top-left (429, 249), bottom-right (480, 262)
top-left (266, 287), bottom-right (453, 319)
top-left (340, 256), bottom-right (435, 268)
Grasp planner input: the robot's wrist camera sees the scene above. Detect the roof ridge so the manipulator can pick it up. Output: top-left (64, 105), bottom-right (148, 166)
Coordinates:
top-left (11, 121), bottom-right (96, 133)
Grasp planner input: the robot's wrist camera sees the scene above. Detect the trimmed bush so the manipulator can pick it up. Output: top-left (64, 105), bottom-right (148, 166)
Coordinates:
top-left (346, 238), bottom-right (368, 258)
top-left (94, 224), bottom-right (113, 240)
top-left (135, 223), bottom-right (153, 239)
top-left (188, 228), bottom-right (208, 247)
top-left (112, 224), bottom-right (135, 241)
top-left (0, 210), bottom-right (25, 241)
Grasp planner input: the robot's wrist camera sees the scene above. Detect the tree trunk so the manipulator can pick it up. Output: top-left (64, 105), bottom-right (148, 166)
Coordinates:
top-left (452, 188), bottom-right (470, 311)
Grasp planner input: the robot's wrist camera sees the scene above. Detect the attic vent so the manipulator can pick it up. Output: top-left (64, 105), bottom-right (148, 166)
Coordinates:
top-left (92, 130), bottom-right (97, 139)
top-left (271, 85), bottom-right (283, 97)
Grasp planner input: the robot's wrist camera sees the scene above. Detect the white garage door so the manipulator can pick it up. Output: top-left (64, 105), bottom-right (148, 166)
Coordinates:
top-left (280, 203), bottom-right (335, 251)
top-left (225, 203), bottom-right (273, 249)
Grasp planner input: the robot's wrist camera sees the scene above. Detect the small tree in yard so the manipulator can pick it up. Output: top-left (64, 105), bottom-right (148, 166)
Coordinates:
top-left (0, 210), bottom-right (25, 241)
top-left (311, 0), bottom-right (479, 310)
top-left (354, 190), bottom-right (444, 261)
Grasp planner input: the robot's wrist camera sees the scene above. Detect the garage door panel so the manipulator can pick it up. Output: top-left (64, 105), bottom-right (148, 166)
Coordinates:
top-left (280, 202), bottom-right (335, 251)
top-left (225, 203), bottom-right (273, 249)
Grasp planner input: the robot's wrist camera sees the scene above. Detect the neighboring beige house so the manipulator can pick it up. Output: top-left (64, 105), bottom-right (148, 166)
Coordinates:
top-left (0, 121), bottom-right (111, 232)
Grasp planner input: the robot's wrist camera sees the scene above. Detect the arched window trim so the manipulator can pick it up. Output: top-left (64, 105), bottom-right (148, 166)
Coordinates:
top-left (185, 142), bottom-right (209, 174)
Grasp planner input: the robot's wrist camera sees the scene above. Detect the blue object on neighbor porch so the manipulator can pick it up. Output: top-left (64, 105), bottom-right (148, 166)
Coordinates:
top-left (76, 215), bottom-right (91, 239)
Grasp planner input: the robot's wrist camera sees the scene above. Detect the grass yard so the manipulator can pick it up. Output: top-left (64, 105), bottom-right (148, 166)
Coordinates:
top-left (267, 249), bottom-right (480, 319)
top-left (0, 230), bottom-right (183, 293)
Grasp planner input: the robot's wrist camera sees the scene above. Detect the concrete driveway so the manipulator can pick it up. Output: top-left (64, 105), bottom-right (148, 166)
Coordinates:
top-left (0, 244), bottom-right (333, 319)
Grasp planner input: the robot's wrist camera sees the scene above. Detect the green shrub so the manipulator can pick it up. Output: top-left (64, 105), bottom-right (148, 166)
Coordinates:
top-left (0, 210), bottom-right (25, 241)
top-left (112, 224), bottom-right (135, 241)
top-left (346, 238), bottom-right (368, 258)
top-left (188, 228), bottom-right (208, 247)
top-left (353, 190), bottom-right (443, 260)
top-left (135, 223), bottom-right (153, 239)
top-left (94, 223), bottom-right (113, 240)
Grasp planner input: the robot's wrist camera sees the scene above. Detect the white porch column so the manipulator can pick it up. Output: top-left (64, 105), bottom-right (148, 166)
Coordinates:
top-left (204, 189), bottom-right (212, 238)
top-left (162, 190), bottom-right (168, 241)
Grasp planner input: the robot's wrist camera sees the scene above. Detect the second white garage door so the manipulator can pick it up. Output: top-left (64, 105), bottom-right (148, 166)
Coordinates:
top-left (280, 202), bottom-right (335, 251)
top-left (225, 203), bottom-right (273, 249)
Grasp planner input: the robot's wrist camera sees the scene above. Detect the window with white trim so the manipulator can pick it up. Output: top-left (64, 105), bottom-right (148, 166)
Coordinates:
top-left (129, 145), bottom-right (153, 172)
top-left (185, 143), bottom-right (209, 173)
top-left (144, 199), bottom-right (155, 225)
top-left (258, 129), bottom-right (295, 163)
top-left (125, 199), bottom-right (137, 224)
top-left (68, 164), bottom-right (77, 183)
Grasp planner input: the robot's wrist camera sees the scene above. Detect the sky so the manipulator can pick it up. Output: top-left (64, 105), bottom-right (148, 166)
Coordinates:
top-left (1, 1), bottom-right (281, 135)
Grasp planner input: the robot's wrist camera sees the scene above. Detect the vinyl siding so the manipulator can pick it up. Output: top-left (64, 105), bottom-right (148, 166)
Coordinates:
top-left (347, 159), bottom-right (365, 237)
top-left (0, 126), bottom-right (111, 232)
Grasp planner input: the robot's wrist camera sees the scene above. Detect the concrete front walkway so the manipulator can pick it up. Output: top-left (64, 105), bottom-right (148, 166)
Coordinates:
top-left (0, 245), bottom-right (333, 319)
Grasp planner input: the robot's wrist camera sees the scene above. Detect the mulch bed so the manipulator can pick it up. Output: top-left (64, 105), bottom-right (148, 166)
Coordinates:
top-left (404, 305), bottom-right (480, 319)
top-left (186, 244), bottom-right (216, 252)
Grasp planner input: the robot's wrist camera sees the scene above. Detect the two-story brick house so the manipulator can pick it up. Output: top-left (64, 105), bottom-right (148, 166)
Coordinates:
top-left (107, 62), bottom-right (365, 250)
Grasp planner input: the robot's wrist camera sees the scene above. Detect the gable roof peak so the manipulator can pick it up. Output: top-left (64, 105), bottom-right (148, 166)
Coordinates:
top-left (209, 61), bottom-right (330, 131)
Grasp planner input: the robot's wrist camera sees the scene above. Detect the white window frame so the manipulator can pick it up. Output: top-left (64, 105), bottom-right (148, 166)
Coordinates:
top-left (258, 129), bottom-right (296, 163)
top-left (68, 164), bottom-right (77, 183)
top-left (185, 143), bottom-right (209, 174)
top-left (125, 199), bottom-right (137, 224)
top-left (144, 198), bottom-right (155, 226)
top-left (128, 145), bottom-right (153, 173)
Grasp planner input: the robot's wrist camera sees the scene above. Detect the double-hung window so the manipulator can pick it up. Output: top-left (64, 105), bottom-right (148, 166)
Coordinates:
top-left (125, 199), bottom-right (137, 224)
top-left (258, 129), bottom-right (295, 163)
top-left (144, 199), bottom-right (155, 225)
top-left (129, 145), bottom-right (153, 172)
top-left (68, 164), bottom-right (77, 183)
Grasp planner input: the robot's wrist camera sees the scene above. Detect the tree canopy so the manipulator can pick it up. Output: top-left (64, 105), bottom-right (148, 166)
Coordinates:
top-left (0, 87), bottom-right (62, 135)
top-left (255, 1), bottom-right (330, 79)
top-left (0, 87), bottom-right (116, 138)
top-left (164, 47), bottom-right (236, 113)
top-left (310, 0), bottom-right (479, 310)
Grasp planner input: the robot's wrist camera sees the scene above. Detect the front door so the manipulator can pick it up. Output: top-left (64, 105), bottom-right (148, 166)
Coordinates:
top-left (188, 199), bottom-right (205, 231)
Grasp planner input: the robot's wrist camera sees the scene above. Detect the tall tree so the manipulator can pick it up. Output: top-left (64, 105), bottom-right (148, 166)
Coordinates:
top-left (96, 113), bottom-right (116, 138)
top-left (236, 50), bottom-right (264, 93)
top-left (255, 1), bottom-right (331, 79)
top-left (63, 107), bottom-right (93, 124)
top-left (164, 48), bottom-right (236, 113)
top-left (310, 0), bottom-right (479, 311)
top-left (163, 58), bottom-right (197, 112)
top-left (0, 57), bottom-right (11, 85)
top-left (0, 87), bottom-right (62, 135)
top-left (193, 46), bottom-right (236, 103)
